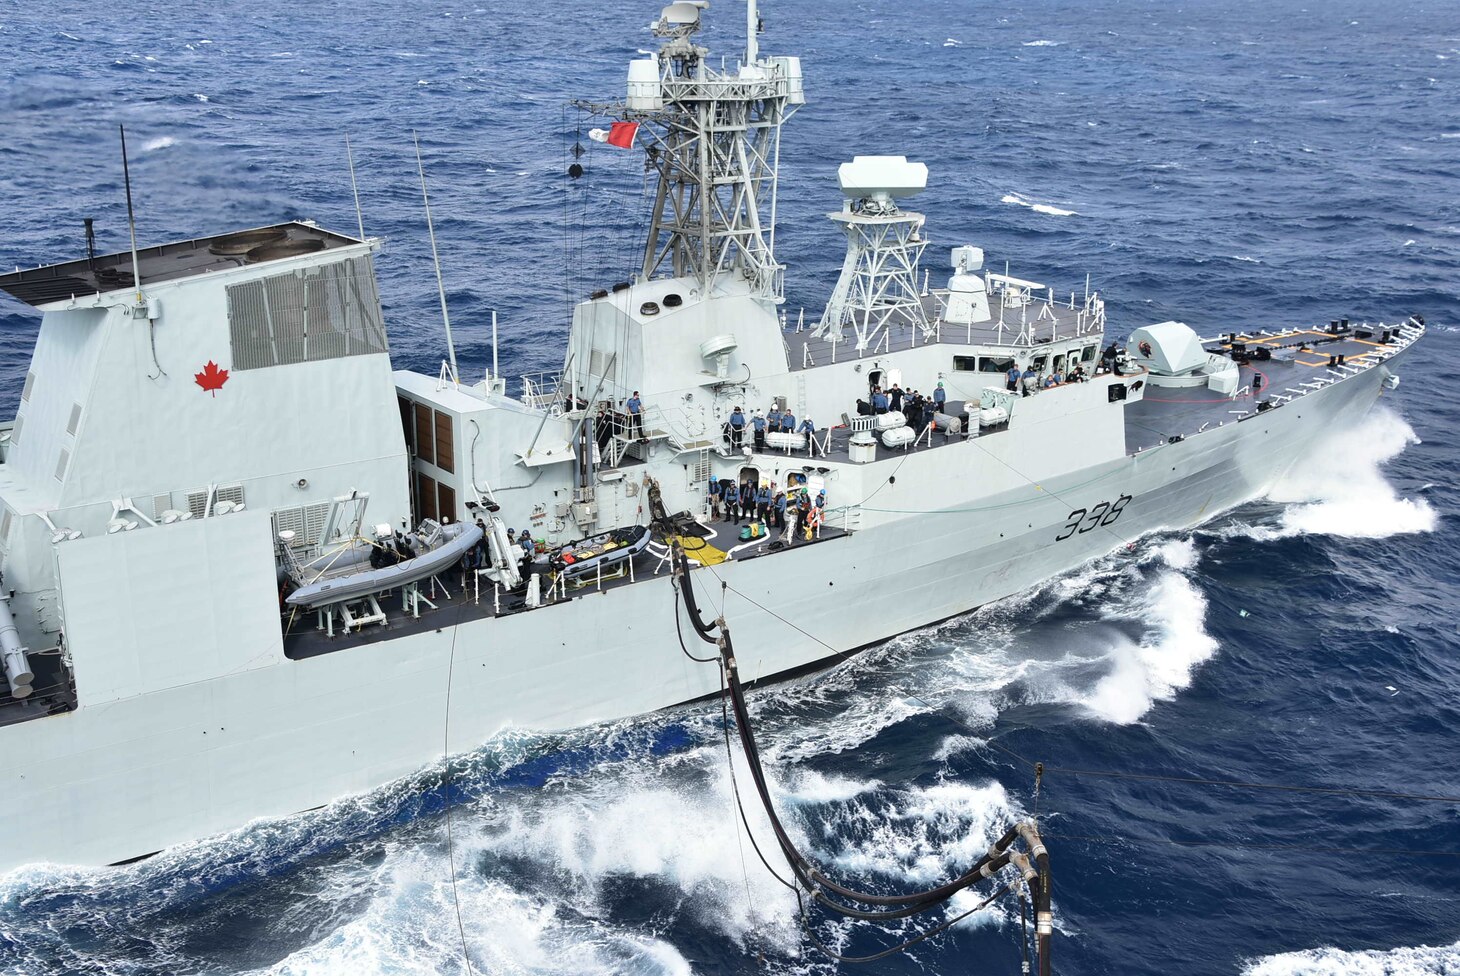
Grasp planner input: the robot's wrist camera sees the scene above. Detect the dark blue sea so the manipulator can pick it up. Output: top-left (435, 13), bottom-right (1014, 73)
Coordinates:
top-left (1, 0), bottom-right (1457, 973)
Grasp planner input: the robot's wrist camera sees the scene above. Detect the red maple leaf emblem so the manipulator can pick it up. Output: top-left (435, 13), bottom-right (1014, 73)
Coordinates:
top-left (194, 360), bottom-right (229, 396)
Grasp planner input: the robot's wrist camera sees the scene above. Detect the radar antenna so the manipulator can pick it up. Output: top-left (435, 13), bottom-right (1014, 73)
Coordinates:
top-left (815, 155), bottom-right (933, 351)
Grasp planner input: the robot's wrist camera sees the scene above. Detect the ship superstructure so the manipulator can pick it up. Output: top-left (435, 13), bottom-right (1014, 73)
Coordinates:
top-left (0, 2), bottom-right (1423, 871)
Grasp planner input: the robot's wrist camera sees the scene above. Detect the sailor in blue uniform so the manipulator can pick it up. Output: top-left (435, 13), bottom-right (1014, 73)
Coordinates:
top-left (798, 416), bottom-right (815, 455)
top-left (729, 406), bottom-right (746, 448)
top-left (626, 391), bottom-right (644, 438)
top-left (933, 381), bottom-right (947, 413)
top-left (751, 410), bottom-right (767, 450)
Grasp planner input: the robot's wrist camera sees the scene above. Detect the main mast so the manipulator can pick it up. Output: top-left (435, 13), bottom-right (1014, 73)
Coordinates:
top-left (581, 1), bottom-right (804, 302)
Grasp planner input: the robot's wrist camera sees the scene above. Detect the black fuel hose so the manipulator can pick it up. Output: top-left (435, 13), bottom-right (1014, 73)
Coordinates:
top-left (675, 544), bottom-right (723, 643)
top-left (720, 630), bottom-right (1019, 914)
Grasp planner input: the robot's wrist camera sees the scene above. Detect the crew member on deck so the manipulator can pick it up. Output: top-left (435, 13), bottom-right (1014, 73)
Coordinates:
top-left (740, 480), bottom-right (756, 523)
top-left (708, 477), bottom-right (721, 520)
top-left (756, 482), bottom-right (772, 523)
top-left (871, 388), bottom-right (889, 413)
top-left (768, 404), bottom-right (783, 432)
top-left (889, 384), bottom-right (904, 412)
top-left (626, 391), bottom-right (644, 439)
top-left (773, 489), bottom-right (787, 530)
top-left (1006, 364), bottom-right (1021, 392)
top-left (729, 406), bottom-right (746, 448)
top-left (1044, 371), bottom-right (1063, 389)
top-left (781, 409), bottom-right (796, 440)
top-left (752, 410), bottom-right (767, 450)
top-left (798, 416), bottom-right (815, 454)
top-left (1021, 366), bottom-right (1038, 397)
top-left (933, 381), bottom-right (947, 414)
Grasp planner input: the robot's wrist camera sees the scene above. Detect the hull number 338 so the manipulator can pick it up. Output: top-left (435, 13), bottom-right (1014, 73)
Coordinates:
top-left (1056, 495), bottom-right (1133, 540)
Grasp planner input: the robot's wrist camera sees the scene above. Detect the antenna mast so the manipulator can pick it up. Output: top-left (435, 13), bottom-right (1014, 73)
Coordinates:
top-left (412, 131), bottom-right (460, 384)
top-left (344, 133), bottom-right (366, 241)
top-left (746, 0), bottom-right (758, 64)
top-left (118, 125), bottom-right (143, 306)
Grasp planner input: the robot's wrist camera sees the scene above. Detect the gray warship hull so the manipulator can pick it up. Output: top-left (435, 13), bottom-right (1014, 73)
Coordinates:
top-left (0, 352), bottom-right (1404, 870)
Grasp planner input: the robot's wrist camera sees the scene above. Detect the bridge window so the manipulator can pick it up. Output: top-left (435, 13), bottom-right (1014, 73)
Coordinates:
top-left (979, 356), bottom-right (1015, 374)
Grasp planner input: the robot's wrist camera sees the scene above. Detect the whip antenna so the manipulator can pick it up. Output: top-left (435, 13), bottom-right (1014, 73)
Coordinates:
top-left (413, 130), bottom-right (460, 384)
top-left (119, 125), bottom-right (143, 305)
top-left (345, 133), bottom-right (366, 241)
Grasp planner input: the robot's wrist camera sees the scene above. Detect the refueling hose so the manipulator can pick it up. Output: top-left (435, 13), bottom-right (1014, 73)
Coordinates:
top-left (672, 544), bottom-right (1052, 941)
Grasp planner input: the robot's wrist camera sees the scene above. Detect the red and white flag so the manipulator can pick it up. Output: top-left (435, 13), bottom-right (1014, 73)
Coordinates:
top-left (589, 121), bottom-right (641, 149)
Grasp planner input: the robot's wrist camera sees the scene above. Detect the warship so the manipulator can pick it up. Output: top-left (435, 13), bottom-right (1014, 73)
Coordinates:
top-left (0, 0), bottom-right (1422, 872)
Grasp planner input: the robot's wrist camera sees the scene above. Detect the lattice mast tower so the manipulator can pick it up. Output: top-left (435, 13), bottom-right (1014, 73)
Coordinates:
top-left (580, 1), bottom-right (804, 302)
top-left (815, 155), bottom-right (933, 352)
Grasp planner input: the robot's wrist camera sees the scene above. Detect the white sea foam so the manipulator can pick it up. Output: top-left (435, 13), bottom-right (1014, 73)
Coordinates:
top-left (193, 93), bottom-right (209, 102)
top-left (142, 136), bottom-right (176, 152)
top-left (1244, 940), bottom-right (1460, 976)
top-left (1230, 254), bottom-right (1262, 263)
top-left (1441, 133), bottom-right (1460, 139)
top-left (251, 858), bottom-right (695, 976)
top-left (1023, 39), bottom-right (1060, 47)
top-left (1252, 409), bottom-right (1435, 539)
top-left (1081, 571), bottom-right (1217, 724)
top-left (1002, 192), bottom-right (1078, 217)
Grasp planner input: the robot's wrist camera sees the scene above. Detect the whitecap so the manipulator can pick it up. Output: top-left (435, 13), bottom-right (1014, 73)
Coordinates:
top-left (1244, 939), bottom-right (1460, 975)
top-left (1230, 254), bottom-right (1261, 263)
top-left (1002, 192), bottom-right (1078, 217)
top-left (58, 30), bottom-right (80, 41)
top-left (944, 38), bottom-right (962, 47)
top-left (193, 93), bottom-right (209, 102)
top-left (1023, 39), bottom-right (1060, 47)
top-left (1440, 132), bottom-right (1460, 139)
top-left (142, 136), bottom-right (176, 152)
top-left (1402, 239), bottom-right (1416, 246)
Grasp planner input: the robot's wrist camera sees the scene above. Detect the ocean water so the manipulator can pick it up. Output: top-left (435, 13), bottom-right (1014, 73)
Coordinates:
top-left (1, 0), bottom-right (1457, 974)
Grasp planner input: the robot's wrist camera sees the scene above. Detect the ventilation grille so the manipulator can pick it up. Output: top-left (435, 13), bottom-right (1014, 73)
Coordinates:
top-left (0, 510), bottom-right (11, 543)
top-left (9, 416), bottom-right (21, 447)
top-left (273, 502), bottom-right (332, 547)
top-left (690, 448), bottom-right (711, 487)
top-left (587, 350), bottom-right (617, 384)
top-left (54, 448), bottom-right (69, 482)
top-left (226, 255), bottom-right (389, 371)
top-left (186, 484), bottom-right (246, 518)
top-left (152, 493), bottom-right (173, 520)
top-left (66, 402), bottom-right (83, 436)
top-left (19, 372), bottom-right (34, 403)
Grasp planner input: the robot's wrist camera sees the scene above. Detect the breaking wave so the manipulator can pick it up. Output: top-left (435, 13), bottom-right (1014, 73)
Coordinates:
top-left (1002, 192), bottom-right (1078, 216)
top-left (1234, 409), bottom-right (1435, 540)
top-left (1244, 940), bottom-right (1460, 975)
